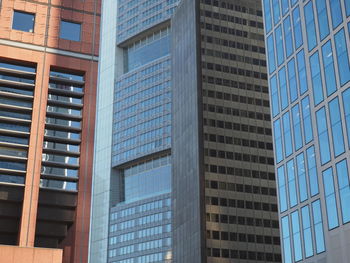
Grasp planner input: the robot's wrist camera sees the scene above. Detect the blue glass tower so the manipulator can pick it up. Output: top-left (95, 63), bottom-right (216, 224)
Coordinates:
top-left (90, 0), bottom-right (180, 262)
top-left (263, 0), bottom-right (350, 262)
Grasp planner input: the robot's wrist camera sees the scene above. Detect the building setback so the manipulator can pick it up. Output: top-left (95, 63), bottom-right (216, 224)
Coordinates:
top-left (0, 0), bottom-right (100, 262)
top-left (171, 0), bottom-right (281, 262)
top-left (262, 0), bottom-right (350, 262)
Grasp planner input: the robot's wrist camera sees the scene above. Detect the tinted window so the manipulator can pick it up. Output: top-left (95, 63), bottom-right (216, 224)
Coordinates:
top-left (60, 21), bottom-right (81, 41)
top-left (13, 11), bottom-right (35, 32)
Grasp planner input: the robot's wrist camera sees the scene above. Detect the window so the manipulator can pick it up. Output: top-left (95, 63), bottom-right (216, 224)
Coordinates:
top-left (270, 74), bottom-right (280, 117)
top-left (283, 112), bottom-right (293, 157)
top-left (296, 50), bottom-right (308, 95)
top-left (310, 51), bottom-right (324, 106)
top-left (306, 146), bottom-right (319, 196)
top-left (329, 0), bottom-right (343, 29)
top-left (12, 11), bottom-right (35, 32)
top-left (283, 16), bottom-right (293, 58)
top-left (263, 0), bottom-right (272, 33)
top-left (329, 97), bottom-right (345, 157)
top-left (322, 167), bottom-right (339, 229)
top-left (281, 0), bottom-right (289, 15)
top-left (316, 107), bottom-right (331, 165)
top-left (279, 67), bottom-right (288, 110)
top-left (292, 104), bottom-right (302, 151)
top-left (274, 119), bottom-right (283, 163)
top-left (267, 34), bottom-right (276, 74)
top-left (275, 25), bottom-right (285, 66)
top-left (315, 0), bottom-right (330, 40)
top-left (301, 205), bottom-right (314, 258)
top-left (343, 88), bottom-right (350, 147)
top-left (301, 96), bottom-right (313, 144)
top-left (296, 152), bottom-right (308, 202)
top-left (334, 29), bottom-right (350, 86)
top-left (277, 165), bottom-right (287, 212)
top-left (60, 20), bottom-right (81, 41)
top-left (288, 59), bottom-right (298, 103)
top-left (291, 211), bottom-right (303, 262)
top-left (281, 216), bottom-right (292, 263)
top-left (336, 159), bottom-right (350, 224)
top-left (292, 7), bottom-right (303, 49)
top-left (321, 41), bottom-right (337, 96)
top-left (272, 0), bottom-right (281, 25)
top-left (312, 200), bottom-right (326, 253)
top-left (346, 0), bottom-right (350, 16)
top-left (304, 1), bottom-right (317, 51)
top-left (287, 160), bottom-right (297, 207)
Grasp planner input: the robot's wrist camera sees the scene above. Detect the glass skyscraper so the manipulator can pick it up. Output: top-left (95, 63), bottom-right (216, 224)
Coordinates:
top-left (90, 0), bottom-right (179, 263)
top-left (263, 0), bottom-right (350, 262)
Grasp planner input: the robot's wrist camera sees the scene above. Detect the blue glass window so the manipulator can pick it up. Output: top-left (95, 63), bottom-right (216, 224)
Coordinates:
top-left (263, 0), bottom-right (273, 33)
top-left (316, 107), bottom-right (331, 165)
top-left (306, 146), bottom-right (319, 196)
top-left (278, 165), bottom-right (288, 212)
top-left (322, 168), bottom-right (339, 229)
top-left (291, 211), bottom-right (303, 262)
top-left (301, 205), bottom-right (314, 258)
top-left (315, 0), bottom-right (330, 40)
top-left (346, 0), bottom-right (350, 16)
top-left (283, 16), bottom-right (294, 58)
top-left (292, 7), bottom-right (303, 49)
top-left (273, 0), bottom-right (281, 25)
top-left (334, 29), bottom-right (350, 86)
top-left (292, 104), bottom-right (302, 151)
top-left (301, 96), bottom-right (313, 144)
top-left (329, 97), bottom-right (345, 157)
top-left (312, 200), bottom-right (326, 253)
top-left (12, 11), bottom-right (35, 32)
top-left (297, 50), bottom-right (308, 95)
top-left (267, 34), bottom-right (276, 74)
top-left (276, 25), bottom-right (285, 66)
top-left (310, 52), bottom-right (324, 105)
top-left (330, 0), bottom-right (343, 29)
top-left (343, 88), bottom-right (350, 147)
top-left (281, 0), bottom-right (289, 15)
top-left (288, 58), bottom-right (298, 103)
top-left (297, 152), bottom-right (308, 202)
top-left (270, 74), bottom-right (280, 117)
top-left (279, 67), bottom-right (289, 110)
top-left (283, 112), bottom-right (293, 157)
top-left (304, 1), bottom-right (317, 51)
top-left (321, 41), bottom-right (337, 96)
top-left (336, 160), bottom-right (350, 224)
top-left (287, 159), bottom-right (298, 207)
top-left (274, 119), bottom-right (284, 163)
top-left (282, 216), bottom-right (292, 263)
top-left (60, 21), bottom-right (81, 41)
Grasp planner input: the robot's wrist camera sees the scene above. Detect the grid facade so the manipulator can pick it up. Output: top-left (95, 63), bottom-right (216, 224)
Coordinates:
top-left (263, 0), bottom-right (350, 262)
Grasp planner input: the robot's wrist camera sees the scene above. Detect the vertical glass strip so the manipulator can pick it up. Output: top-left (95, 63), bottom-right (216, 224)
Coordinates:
top-left (281, 0), bottom-right (289, 15)
top-left (301, 205), bottom-right (314, 258)
top-left (329, 97), bottom-right (345, 157)
top-left (315, 0), bottom-right (330, 40)
top-left (306, 146), bottom-right (319, 196)
top-left (279, 67), bottom-right (289, 110)
top-left (292, 7), bottom-right (303, 49)
top-left (270, 74), bottom-right (280, 117)
top-left (276, 25), bottom-right (285, 66)
top-left (291, 211), bottom-right (303, 262)
top-left (304, 1), bottom-right (317, 51)
top-left (321, 41), bottom-right (337, 96)
top-left (282, 216), bottom-right (292, 263)
top-left (267, 33), bottom-right (276, 74)
top-left (336, 159), bottom-right (350, 224)
top-left (322, 168), bottom-right (339, 229)
top-left (287, 159), bottom-right (298, 207)
top-left (301, 96), bottom-right (313, 144)
top-left (342, 88), bottom-right (350, 148)
top-left (296, 50), bottom-right (308, 95)
top-left (288, 58), bottom-right (298, 103)
top-left (296, 152), bottom-right (308, 202)
top-left (273, 0), bottom-right (281, 25)
top-left (278, 165), bottom-right (288, 212)
top-left (292, 104), bottom-right (303, 151)
top-left (346, 0), bottom-right (350, 16)
top-left (284, 16), bottom-right (293, 58)
top-left (316, 107), bottom-right (331, 165)
top-left (334, 29), bottom-right (350, 86)
top-left (283, 112), bottom-right (293, 157)
top-left (312, 200), bottom-right (326, 253)
top-left (263, 0), bottom-right (273, 33)
top-left (274, 119), bottom-right (284, 163)
top-left (329, 0), bottom-right (343, 29)
top-left (310, 51), bottom-right (324, 106)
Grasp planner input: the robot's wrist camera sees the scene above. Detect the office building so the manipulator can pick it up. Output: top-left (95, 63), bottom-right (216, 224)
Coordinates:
top-left (90, 0), bottom-right (179, 262)
top-left (171, 0), bottom-right (281, 262)
top-left (0, 0), bottom-right (100, 262)
top-left (262, 0), bottom-right (350, 262)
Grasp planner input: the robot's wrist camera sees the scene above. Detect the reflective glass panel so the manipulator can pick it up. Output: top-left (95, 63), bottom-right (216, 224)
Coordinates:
top-left (321, 41), bottom-right (337, 96)
top-left (60, 21), bottom-right (81, 41)
top-left (297, 50), bottom-right (308, 94)
top-left (304, 1), bottom-right (317, 51)
top-left (274, 119), bottom-right (284, 163)
top-left (273, 0), bottom-right (281, 25)
top-left (287, 159), bottom-right (298, 207)
top-left (292, 104), bottom-right (302, 151)
top-left (267, 33), bottom-right (276, 74)
top-left (12, 11), bottom-right (34, 32)
top-left (301, 96), bottom-right (313, 144)
top-left (292, 7), bottom-right (303, 49)
top-left (283, 112), bottom-right (293, 157)
top-left (322, 168), bottom-right (339, 229)
top-left (284, 16), bottom-right (293, 58)
top-left (291, 211), bottom-right (303, 262)
top-left (270, 74), bottom-right (280, 117)
top-left (310, 51), bottom-right (324, 105)
top-left (263, 0), bottom-right (273, 33)
top-left (329, 97), bottom-right (345, 157)
top-left (329, 0), bottom-right (343, 29)
top-left (306, 146), bottom-right (319, 196)
top-left (276, 25), bottom-right (285, 66)
top-left (336, 159), bottom-right (350, 224)
top-left (301, 205), bottom-right (314, 257)
top-left (312, 200), bottom-right (326, 253)
top-left (288, 58), bottom-right (298, 103)
top-left (278, 165), bottom-right (288, 212)
top-left (279, 67), bottom-right (289, 110)
top-left (334, 29), bottom-right (350, 86)
top-left (282, 216), bottom-right (292, 263)
top-left (296, 152), bottom-right (308, 202)
top-left (343, 88), bottom-right (350, 147)
top-left (316, 107), bottom-right (331, 165)
top-left (281, 0), bottom-right (289, 15)
top-left (316, 0), bottom-right (330, 40)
